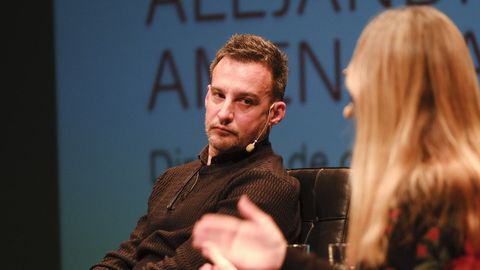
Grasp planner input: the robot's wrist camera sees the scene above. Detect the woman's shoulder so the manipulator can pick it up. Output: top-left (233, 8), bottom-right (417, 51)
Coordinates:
top-left (385, 207), bottom-right (467, 270)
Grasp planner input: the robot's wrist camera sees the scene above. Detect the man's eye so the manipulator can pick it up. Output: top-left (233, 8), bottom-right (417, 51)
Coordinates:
top-left (242, 99), bottom-right (253, 105)
top-left (213, 92), bottom-right (224, 99)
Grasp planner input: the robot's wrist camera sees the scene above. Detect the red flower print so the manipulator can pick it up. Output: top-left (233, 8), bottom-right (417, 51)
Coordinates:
top-left (425, 227), bottom-right (440, 242)
top-left (416, 243), bottom-right (428, 258)
top-left (445, 241), bottom-right (480, 269)
top-left (446, 254), bottom-right (480, 270)
top-left (385, 223), bottom-right (393, 234)
top-left (389, 208), bottom-right (401, 221)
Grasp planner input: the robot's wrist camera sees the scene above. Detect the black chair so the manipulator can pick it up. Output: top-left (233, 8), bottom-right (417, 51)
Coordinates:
top-left (287, 167), bottom-right (351, 260)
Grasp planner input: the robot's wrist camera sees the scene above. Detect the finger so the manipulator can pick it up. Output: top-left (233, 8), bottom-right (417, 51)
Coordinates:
top-left (202, 242), bottom-right (237, 270)
top-left (237, 195), bottom-right (272, 225)
top-left (199, 263), bottom-right (214, 270)
top-left (193, 215), bottom-right (227, 247)
top-left (192, 219), bottom-right (208, 248)
top-left (193, 215), bottom-right (240, 247)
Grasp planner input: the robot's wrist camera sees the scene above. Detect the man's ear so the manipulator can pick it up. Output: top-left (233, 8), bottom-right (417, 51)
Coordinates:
top-left (205, 84), bottom-right (211, 108)
top-left (269, 101), bottom-right (286, 126)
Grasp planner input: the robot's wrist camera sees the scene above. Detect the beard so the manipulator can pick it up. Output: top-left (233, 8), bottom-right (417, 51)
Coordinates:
top-left (205, 124), bottom-right (245, 154)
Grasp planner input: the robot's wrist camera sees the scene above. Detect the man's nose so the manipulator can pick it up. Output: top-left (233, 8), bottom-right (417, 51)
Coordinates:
top-left (217, 101), bottom-right (234, 124)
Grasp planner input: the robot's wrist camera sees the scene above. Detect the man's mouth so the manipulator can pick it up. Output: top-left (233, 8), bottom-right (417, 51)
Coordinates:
top-left (210, 126), bottom-right (236, 136)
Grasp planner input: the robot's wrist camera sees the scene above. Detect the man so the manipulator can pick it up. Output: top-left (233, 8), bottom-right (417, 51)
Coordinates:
top-left (91, 34), bottom-right (301, 270)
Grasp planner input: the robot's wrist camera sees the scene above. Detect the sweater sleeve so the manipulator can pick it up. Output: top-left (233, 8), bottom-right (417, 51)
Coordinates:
top-left (214, 169), bottom-right (301, 243)
top-left (143, 169), bottom-right (302, 270)
top-left (90, 173), bottom-right (171, 270)
top-left (91, 161), bottom-right (301, 270)
top-left (90, 215), bottom-right (148, 270)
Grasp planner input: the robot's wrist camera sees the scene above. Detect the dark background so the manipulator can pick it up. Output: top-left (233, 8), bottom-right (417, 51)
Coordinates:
top-left (6, 1), bottom-right (59, 269)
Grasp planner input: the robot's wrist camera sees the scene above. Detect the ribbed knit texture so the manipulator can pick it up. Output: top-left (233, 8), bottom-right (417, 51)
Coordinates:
top-left (91, 142), bottom-right (301, 270)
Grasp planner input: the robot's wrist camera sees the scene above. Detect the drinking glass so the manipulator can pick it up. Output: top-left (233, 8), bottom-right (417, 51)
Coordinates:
top-left (328, 243), bottom-right (354, 269)
top-left (287, 243), bottom-right (310, 254)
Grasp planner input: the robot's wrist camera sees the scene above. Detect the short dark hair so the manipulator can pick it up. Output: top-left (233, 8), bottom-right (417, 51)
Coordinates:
top-left (210, 34), bottom-right (288, 100)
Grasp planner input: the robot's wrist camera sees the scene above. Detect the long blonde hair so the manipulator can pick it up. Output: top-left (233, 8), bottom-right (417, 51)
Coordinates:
top-left (346, 6), bottom-right (480, 267)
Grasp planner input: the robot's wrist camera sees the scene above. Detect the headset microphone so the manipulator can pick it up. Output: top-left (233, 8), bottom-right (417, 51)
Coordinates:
top-left (246, 103), bottom-right (275, 153)
top-left (245, 142), bottom-right (256, 153)
top-left (343, 102), bottom-right (354, 119)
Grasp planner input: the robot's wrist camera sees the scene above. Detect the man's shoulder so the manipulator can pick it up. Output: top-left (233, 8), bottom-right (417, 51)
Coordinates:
top-left (240, 157), bottom-right (299, 189)
top-left (170, 159), bottom-right (201, 170)
top-left (158, 159), bottom-right (202, 178)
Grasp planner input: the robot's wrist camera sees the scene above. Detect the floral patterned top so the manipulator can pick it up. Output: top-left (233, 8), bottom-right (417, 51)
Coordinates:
top-left (383, 208), bottom-right (480, 270)
top-left (282, 208), bottom-right (480, 270)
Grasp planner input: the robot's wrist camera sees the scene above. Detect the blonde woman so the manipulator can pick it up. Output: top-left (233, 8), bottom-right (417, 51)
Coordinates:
top-left (193, 5), bottom-right (480, 270)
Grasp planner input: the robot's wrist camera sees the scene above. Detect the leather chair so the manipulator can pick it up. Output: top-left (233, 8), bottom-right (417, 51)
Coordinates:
top-left (287, 167), bottom-right (351, 260)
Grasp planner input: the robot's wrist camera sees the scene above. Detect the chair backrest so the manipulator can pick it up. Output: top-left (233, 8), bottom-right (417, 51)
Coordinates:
top-left (287, 167), bottom-right (351, 260)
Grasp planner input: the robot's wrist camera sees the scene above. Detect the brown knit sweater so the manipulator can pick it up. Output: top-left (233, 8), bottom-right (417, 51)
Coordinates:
top-left (91, 141), bottom-right (301, 270)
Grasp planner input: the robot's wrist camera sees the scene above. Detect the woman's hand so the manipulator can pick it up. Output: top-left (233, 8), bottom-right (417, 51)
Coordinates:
top-left (193, 195), bottom-right (288, 270)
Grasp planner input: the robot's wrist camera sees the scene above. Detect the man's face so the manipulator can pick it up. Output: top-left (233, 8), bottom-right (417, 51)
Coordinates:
top-left (205, 57), bottom-right (274, 157)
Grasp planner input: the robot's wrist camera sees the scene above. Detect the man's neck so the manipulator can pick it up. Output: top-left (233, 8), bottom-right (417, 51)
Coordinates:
top-left (207, 155), bottom-right (213, 166)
